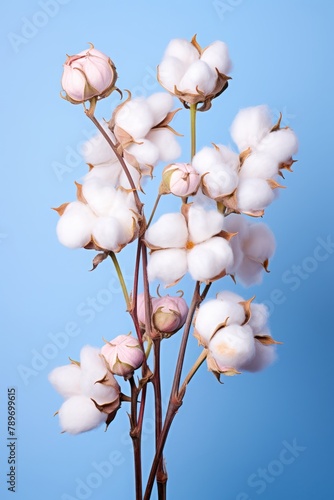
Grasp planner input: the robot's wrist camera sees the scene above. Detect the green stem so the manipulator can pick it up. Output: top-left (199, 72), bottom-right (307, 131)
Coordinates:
top-left (146, 194), bottom-right (162, 229)
top-left (179, 349), bottom-right (208, 399)
top-left (190, 103), bottom-right (197, 160)
top-left (109, 252), bottom-right (130, 310)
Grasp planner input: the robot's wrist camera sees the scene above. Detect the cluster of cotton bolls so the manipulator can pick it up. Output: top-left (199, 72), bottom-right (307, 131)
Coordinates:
top-left (55, 164), bottom-right (142, 252)
top-left (191, 105), bottom-right (298, 216)
top-left (109, 92), bottom-right (181, 175)
top-left (158, 35), bottom-right (231, 110)
top-left (144, 203), bottom-right (234, 285)
top-left (194, 291), bottom-right (277, 378)
top-left (49, 335), bottom-right (144, 434)
top-left (48, 346), bottom-right (121, 434)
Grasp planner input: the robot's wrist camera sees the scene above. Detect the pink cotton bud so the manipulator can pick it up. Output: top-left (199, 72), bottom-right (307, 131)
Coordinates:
top-left (160, 163), bottom-right (200, 197)
top-left (101, 335), bottom-right (144, 379)
top-left (61, 44), bottom-right (117, 104)
top-left (152, 295), bottom-right (189, 336)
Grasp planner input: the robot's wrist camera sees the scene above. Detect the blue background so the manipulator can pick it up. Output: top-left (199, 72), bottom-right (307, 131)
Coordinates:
top-left (1, 0), bottom-right (333, 499)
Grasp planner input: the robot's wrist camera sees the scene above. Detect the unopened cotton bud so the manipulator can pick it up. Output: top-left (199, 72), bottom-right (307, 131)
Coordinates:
top-left (61, 44), bottom-right (117, 104)
top-left (101, 335), bottom-right (144, 378)
top-left (161, 163), bottom-right (200, 197)
top-left (152, 295), bottom-right (188, 335)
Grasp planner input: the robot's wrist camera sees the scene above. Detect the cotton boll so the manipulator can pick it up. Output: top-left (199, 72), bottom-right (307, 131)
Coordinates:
top-left (187, 237), bottom-right (233, 282)
top-left (240, 341), bottom-right (276, 372)
top-left (163, 38), bottom-right (199, 67)
top-left (248, 303), bottom-right (270, 335)
top-left (195, 299), bottom-right (246, 346)
top-left (200, 40), bottom-right (231, 75)
top-left (237, 178), bottom-right (275, 212)
top-left (192, 146), bottom-right (224, 172)
top-left (48, 364), bottom-right (81, 399)
top-left (202, 164), bottom-right (239, 198)
top-left (243, 223), bottom-right (276, 263)
top-left (82, 179), bottom-right (117, 217)
top-left (239, 152), bottom-right (279, 180)
top-left (178, 60), bottom-right (217, 94)
top-left (80, 123), bottom-right (118, 166)
top-left (127, 139), bottom-right (160, 166)
top-left (158, 56), bottom-right (185, 92)
top-left (257, 128), bottom-right (299, 163)
top-left (56, 201), bottom-right (95, 249)
top-left (216, 290), bottom-right (244, 303)
top-left (115, 98), bottom-right (155, 139)
top-left (147, 248), bottom-right (188, 283)
top-left (236, 258), bottom-right (264, 286)
top-left (84, 164), bottom-right (121, 185)
top-left (187, 205), bottom-right (224, 244)
top-left (146, 93), bottom-right (174, 125)
top-left (223, 214), bottom-right (249, 274)
top-left (146, 128), bottom-right (181, 163)
top-left (208, 324), bottom-right (255, 370)
top-left (216, 145), bottom-right (240, 172)
top-left (230, 105), bottom-right (273, 152)
top-left (58, 396), bottom-right (106, 434)
top-left (145, 213), bottom-right (188, 249)
top-left (92, 216), bottom-right (124, 251)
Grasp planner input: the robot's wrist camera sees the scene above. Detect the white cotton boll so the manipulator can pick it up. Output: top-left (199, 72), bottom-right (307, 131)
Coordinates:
top-left (158, 56), bottom-right (185, 92)
top-left (188, 205), bottom-right (224, 244)
top-left (92, 216), bottom-right (124, 251)
top-left (230, 105), bottom-right (273, 152)
top-left (194, 299), bottom-right (241, 346)
top-left (82, 179), bottom-right (117, 217)
top-left (243, 223), bottom-right (276, 262)
top-left (145, 213), bottom-right (188, 249)
top-left (146, 128), bottom-right (181, 163)
top-left (223, 214), bottom-right (249, 274)
top-left (48, 365), bottom-right (81, 399)
top-left (239, 152), bottom-right (279, 180)
top-left (80, 125), bottom-right (118, 167)
top-left (248, 303), bottom-right (270, 335)
top-left (240, 341), bottom-right (276, 372)
top-left (56, 201), bottom-right (95, 249)
top-left (80, 346), bottom-right (105, 377)
top-left (147, 248), bottom-right (188, 283)
top-left (202, 165), bottom-right (239, 198)
top-left (115, 98), bottom-right (155, 139)
top-left (216, 145), bottom-right (240, 172)
top-left (84, 164), bottom-right (120, 185)
top-left (178, 60), bottom-right (217, 94)
top-left (146, 93), bottom-right (174, 125)
top-left (209, 324), bottom-right (255, 370)
top-left (118, 162), bottom-right (142, 189)
top-left (200, 41), bottom-right (231, 75)
top-left (127, 139), bottom-right (160, 166)
top-left (192, 146), bottom-right (224, 172)
top-left (237, 178), bottom-right (275, 212)
top-left (58, 396), bottom-right (106, 434)
top-left (236, 258), bottom-right (264, 286)
top-left (163, 38), bottom-right (199, 67)
top-left (187, 237), bottom-right (233, 282)
top-left (257, 128), bottom-right (299, 163)
top-left (216, 290), bottom-right (244, 303)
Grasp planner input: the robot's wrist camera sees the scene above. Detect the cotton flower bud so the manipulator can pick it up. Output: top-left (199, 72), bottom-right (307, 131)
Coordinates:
top-left (61, 44), bottom-right (118, 104)
top-left (160, 163), bottom-right (200, 197)
top-left (101, 335), bottom-right (144, 379)
top-left (152, 295), bottom-right (188, 337)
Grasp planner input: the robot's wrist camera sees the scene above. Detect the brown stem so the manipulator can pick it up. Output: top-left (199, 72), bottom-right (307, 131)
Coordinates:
top-left (129, 376), bottom-right (142, 500)
top-left (143, 281), bottom-right (202, 500)
top-left (84, 112), bottom-right (142, 213)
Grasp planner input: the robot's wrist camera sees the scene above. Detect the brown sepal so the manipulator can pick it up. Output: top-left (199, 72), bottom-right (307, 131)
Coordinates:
top-left (239, 296), bottom-right (255, 325)
top-left (267, 179), bottom-right (285, 190)
top-left (270, 113), bottom-right (282, 132)
top-left (52, 202), bottom-right (69, 216)
top-left (68, 357), bottom-right (80, 367)
top-left (75, 182), bottom-right (87, 203)
top-left (255, 335), bottom-right (282, 346)
top-left (90, 251), bottom-right (109, 271)
top-left (239, 147), bottom-right (252, 168)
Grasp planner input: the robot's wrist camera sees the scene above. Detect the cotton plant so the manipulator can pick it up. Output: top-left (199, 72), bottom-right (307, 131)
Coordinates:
top-left (50, 38), bottom-right (298, 500)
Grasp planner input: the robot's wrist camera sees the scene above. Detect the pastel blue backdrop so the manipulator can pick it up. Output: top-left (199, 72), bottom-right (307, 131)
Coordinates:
top-left (1, 1), bottom-right (333, 499)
